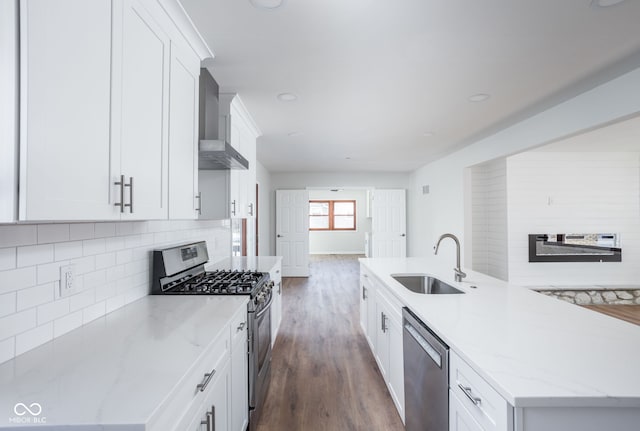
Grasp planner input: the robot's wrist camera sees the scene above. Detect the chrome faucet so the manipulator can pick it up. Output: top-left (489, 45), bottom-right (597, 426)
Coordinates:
top-left (434, 233), bottom-right (467, 282)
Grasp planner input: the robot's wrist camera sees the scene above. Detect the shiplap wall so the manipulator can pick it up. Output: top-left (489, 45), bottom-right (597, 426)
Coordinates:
top-left (506, 152), bottom-right (640, 285)
top-left (0, 220), bottom-right (231, 364)
top-left (470, 159), bottom-right (508, 280)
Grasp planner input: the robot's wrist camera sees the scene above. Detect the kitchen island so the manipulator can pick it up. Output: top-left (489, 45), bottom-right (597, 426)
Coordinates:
top-left (0, 295), bottom-right (247, 430)
top-left (360, 257), bottom-right (640, 431)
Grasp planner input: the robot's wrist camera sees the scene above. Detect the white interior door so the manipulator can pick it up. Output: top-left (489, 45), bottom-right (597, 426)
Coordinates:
top-left (276, 190), bottom-right (310, 277)
top-left (371, 189), bottom-right (407, 257)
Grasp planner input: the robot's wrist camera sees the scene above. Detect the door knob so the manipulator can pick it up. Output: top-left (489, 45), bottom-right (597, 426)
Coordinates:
top-left (401, 233), bottom-right (406, 237)
top-left (277, 234), bottom-right (283, 238)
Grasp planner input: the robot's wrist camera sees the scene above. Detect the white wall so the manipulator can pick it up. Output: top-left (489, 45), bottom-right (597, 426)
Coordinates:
top-left (0, 220), bottom-right (231, 364)
top-left (308, 189), bottom-right (370, 254)
top-left (256, 161), bottom-right (272, 256)
top-left (469, 158), bottom-right (508, 280)
top-left (269, 171), bottom-right (410, 254)
top-left (409, 65), bottom-right (640, 282)
top-left (506, 151), bottom-right (640, 285)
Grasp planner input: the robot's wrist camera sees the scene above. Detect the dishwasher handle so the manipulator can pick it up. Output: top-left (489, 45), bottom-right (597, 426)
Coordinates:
top-left (404, 323), bottom-right (442, 368)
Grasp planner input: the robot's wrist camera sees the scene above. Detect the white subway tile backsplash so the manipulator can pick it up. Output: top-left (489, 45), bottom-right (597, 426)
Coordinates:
top-left (0, 219), bottom-right (231, 364)
top-left (17, 283), bottom-right (55, 311)
top-left (53, 311), bottom-right (83, 338)
top-left (15, 323), bottom-right (53, 356)
top-left (54, 241), bottom-right (83, 261)
top-left (0, 225), bottom-right (37, 248)
top-left (69, 223), bottom-right (95, 241)
top-left (69, 289), bottom-right (95, 312)
top-left (37, 298), bottom-right (70, 324)
top-left (0, 267), bottom-right (37, 294)
top-left (94, 223), bottom-right (116, 238)
top-left (0, 248), bottom-right (16, 271)
top-left (37, 224), bottom-right (70, 244)
top-left (82, 301), bottom-right (106, 324)
top-left (0, 309), bottom-right (37, 340)
top-left (95, 252), bottom-right (116, 270)
top-left (0, 338), bottom-right (15, 364)
top-left (0, 292), bottom-right (17, 318)
top-left (83, 238), bottom-right (106, 256)
top-left (37, 261), bottom-right (66, 284)
top-left (17, 244), bottom-right (54, 267)
top-left (105, 236), bottom-right (125, 252)
top-left (106, 294), bottom-right (126, 314)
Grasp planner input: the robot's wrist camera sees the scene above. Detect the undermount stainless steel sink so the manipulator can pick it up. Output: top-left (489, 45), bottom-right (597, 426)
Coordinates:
top-left (391, 274), bottom-right (465, 294)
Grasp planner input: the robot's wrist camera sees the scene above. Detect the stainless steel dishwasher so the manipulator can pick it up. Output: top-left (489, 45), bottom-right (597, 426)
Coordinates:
top-left (403, 307), bottom-right (449, 431)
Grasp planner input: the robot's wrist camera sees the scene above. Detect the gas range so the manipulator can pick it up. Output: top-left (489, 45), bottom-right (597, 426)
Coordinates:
top-left (151, 241), bottom-right (272, 312)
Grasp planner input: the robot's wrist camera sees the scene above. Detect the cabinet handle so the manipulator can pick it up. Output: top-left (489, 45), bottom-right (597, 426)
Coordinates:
top-left (458, 383), bottom-right (482, 406)
top-left (124, 176), bottom-right (133, 213)
top-left (114, 175), bottom-right (125, 213)
top-left (231, 200), bottom-right (236, 216)
top-left (200, 411), bottom-right (211, 431)
top-left (211, 405), bottom-right (216, 431)
top-left (381, 312), bottom-right (387, 333)
top-left (236, 321), bottom-right (246, 332)
top-left (248, 203), bottom-right (254, 216)
top-left (278, 282), bottom-right (281, 294)
top-left (362, 286), bottom-right (367, 300)
top-left (196, 368), bottom-right (216, 392)
top-left (196, 192), bottom-right (202, 215)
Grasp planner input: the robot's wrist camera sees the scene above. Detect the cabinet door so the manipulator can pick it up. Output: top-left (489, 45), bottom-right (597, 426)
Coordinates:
top-left (388, 310), bottom-right (405, 421)
top-left (168, 40), bottom-right (200, 219)
top-left (230, 333), bottom-right (248, 431)
top-left (112, 0), bottom-right (169, 220)
top-left (207, 360), bottom-right (230, 431)
top-left (374, 298), bottom-right (390, 380)
top-left (19, 0), bottom-right (116, 221)
top-left (366, 279), bottom-right (377, 351)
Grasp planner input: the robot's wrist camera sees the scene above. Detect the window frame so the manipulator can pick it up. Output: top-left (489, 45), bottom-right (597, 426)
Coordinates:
top-left (309, 200), bottom-right (356, 231)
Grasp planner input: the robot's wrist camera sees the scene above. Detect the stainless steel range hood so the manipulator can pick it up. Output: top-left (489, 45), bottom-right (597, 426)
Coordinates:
top-left (198, 68), bottom-right (248, 170)
top-left (199, 140), bottom-right (249, 169)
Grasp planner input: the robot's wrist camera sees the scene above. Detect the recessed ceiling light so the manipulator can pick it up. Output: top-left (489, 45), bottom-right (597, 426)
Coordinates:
top-left (287, 131), bottom-right (303, 137)
top-left (249, 0), bottom-right (284, 10)
top-left (590, 0), bottom-right (626, 8)
top-left (345, 157), bottom-right (352, 160)
top-left (422, 132), bottom-right (435, 137)
top-left (277, 92), bottom-right (298, 102)
top-left (468, 93), bottom-right (491, 103)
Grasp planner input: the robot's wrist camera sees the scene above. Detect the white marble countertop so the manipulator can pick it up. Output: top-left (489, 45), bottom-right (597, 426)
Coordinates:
top-left (359, 257), bottom-right (640, 408)
top-left (206, 256), bottom-right (282, 273)
top-left (0, 295), bottom-right (247, 429)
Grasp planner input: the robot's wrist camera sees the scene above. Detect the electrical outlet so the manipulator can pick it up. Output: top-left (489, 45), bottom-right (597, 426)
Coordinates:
top-left (59, 264), bottom-right (76, 298)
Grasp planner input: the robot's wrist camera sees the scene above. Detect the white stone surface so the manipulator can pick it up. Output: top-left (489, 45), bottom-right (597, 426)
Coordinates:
top-left (360, 257), bottom-right (640, 408)
top-left (0, 295), bottom-right (247, 428)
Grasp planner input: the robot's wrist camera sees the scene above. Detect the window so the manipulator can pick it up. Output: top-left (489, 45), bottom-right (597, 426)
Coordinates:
top-left (309, 200), bottom-right (356, 231)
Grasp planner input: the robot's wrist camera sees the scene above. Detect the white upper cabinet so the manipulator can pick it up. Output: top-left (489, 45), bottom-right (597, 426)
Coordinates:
top-left (17, 0), bottom-right (211, 222)
top-left (19, 0), bottom-right (115, 221)
top-left (111, 0), bottom-right (169, 220)
top-left (1, 0), bottom-right (19, 222)
top-left (168, 39), bottom-right (200, 219)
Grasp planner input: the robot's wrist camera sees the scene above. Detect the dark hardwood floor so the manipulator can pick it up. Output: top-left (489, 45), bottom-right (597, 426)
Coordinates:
top-left (256, 254), bottom-right (405, 431)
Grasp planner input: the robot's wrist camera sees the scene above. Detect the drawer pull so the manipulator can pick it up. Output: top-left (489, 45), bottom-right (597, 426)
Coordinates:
top-left (197, 368), bottom-right (216, 392)
top-left (458, 383), bottom-right (482, 406)
top-left (236, 322), bottom-right (246, 332)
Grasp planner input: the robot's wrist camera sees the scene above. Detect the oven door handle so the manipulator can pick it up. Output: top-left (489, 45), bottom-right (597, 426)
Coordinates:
top-left (256, 293), bottom-right (274, 318)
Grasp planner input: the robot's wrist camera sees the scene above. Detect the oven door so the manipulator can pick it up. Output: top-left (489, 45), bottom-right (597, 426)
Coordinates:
top-left (249, 291), bottom-right (273, 425)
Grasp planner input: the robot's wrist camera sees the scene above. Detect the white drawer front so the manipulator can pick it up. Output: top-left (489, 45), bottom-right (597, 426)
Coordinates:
top-left (450, 389), bottom-right (485, 431)
top-left (450, 352), bottom-right (509, 431)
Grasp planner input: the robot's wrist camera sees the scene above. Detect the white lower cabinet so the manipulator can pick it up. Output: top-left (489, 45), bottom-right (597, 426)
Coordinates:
top-left (270, 262), bottom-right (283, 347)
top-left (360, 265), bottom-right (404, 423)
top-left (230, 306), bottom-right (249, 431)
top-left (450, 389), bottom-right (484, 431)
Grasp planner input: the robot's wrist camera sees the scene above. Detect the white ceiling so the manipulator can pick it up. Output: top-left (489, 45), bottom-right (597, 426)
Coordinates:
top-left (180, 0), bottom-right (640, 173)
